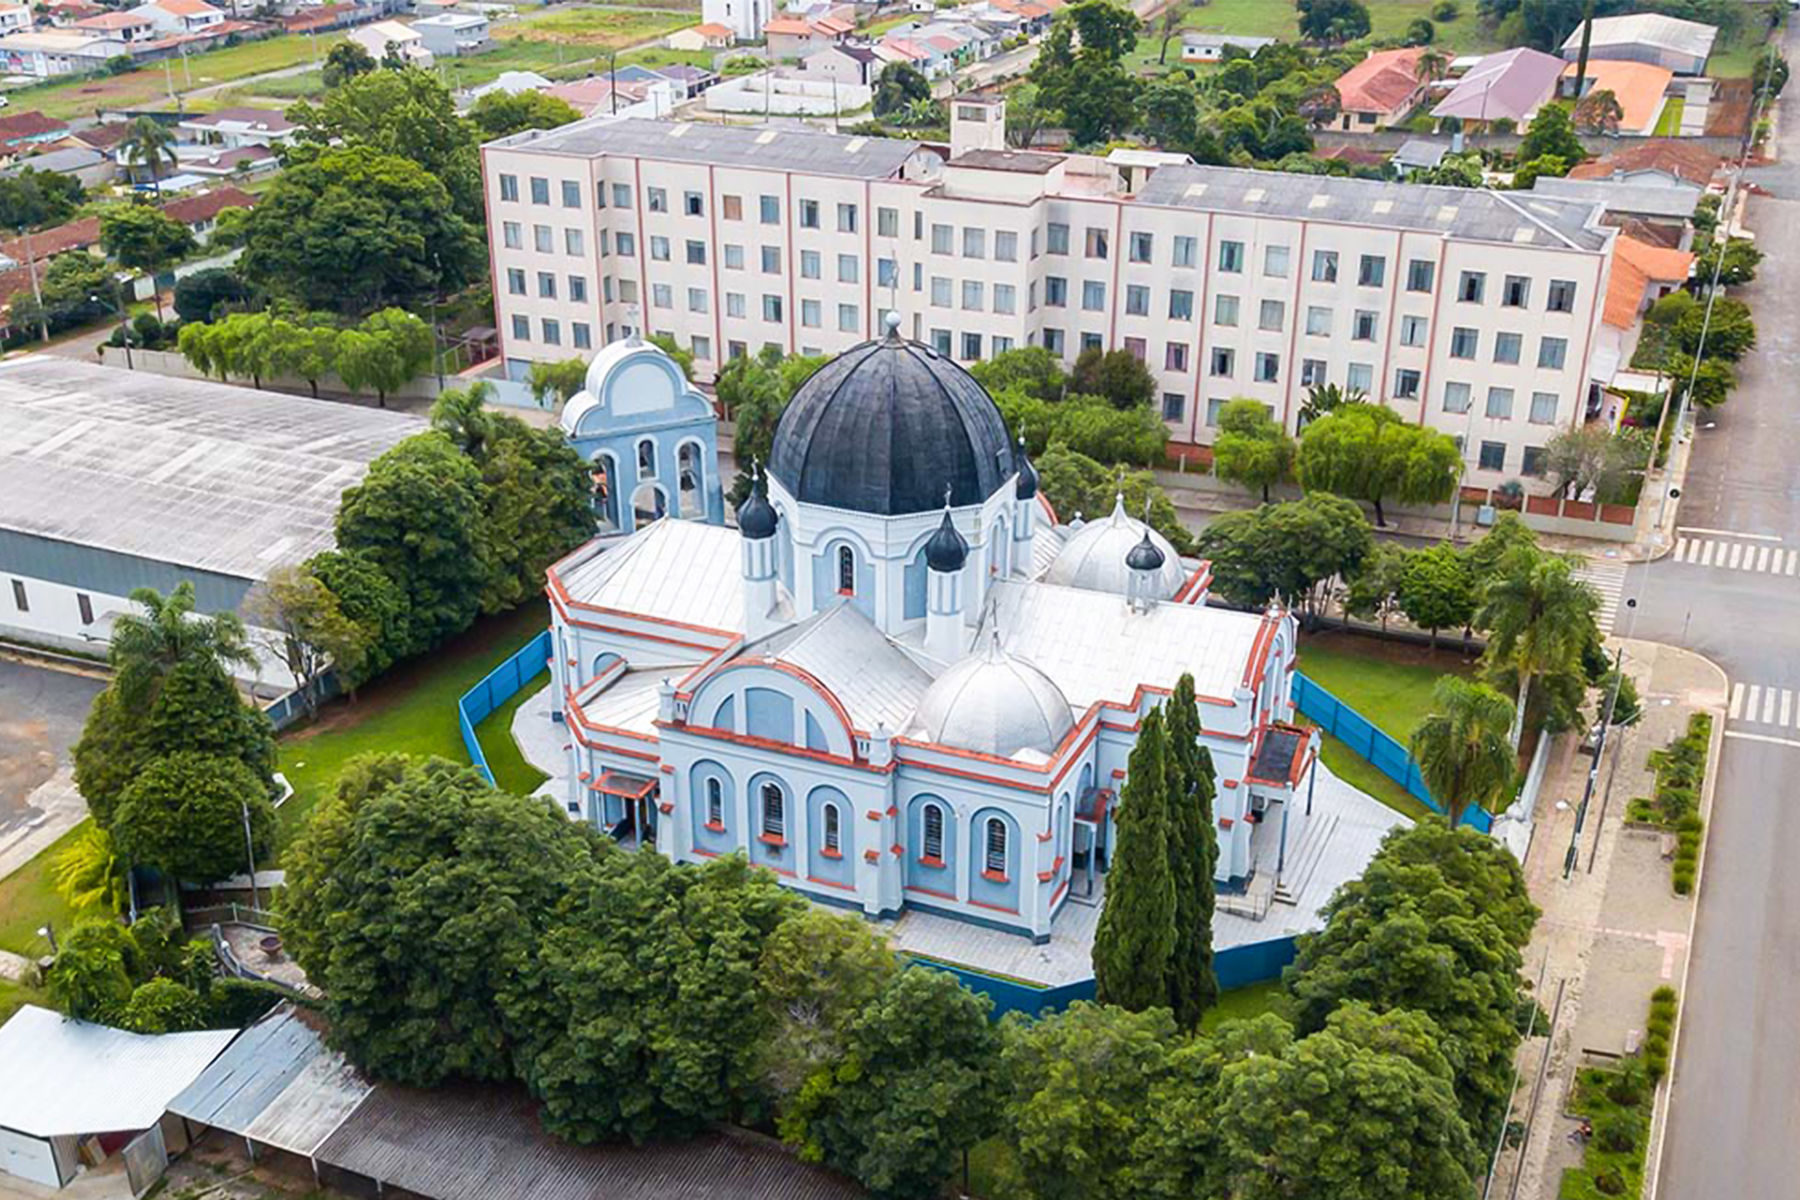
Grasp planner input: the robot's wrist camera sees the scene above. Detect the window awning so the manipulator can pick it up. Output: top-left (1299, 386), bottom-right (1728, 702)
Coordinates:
top-left (593, 770), bottom-right (658, 799)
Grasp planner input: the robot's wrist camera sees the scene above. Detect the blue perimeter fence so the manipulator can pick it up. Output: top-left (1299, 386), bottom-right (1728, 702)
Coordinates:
top-left (457, 629), bottom-right (554, 786)
top-left (451, 636), bottom-right (1473, 1014)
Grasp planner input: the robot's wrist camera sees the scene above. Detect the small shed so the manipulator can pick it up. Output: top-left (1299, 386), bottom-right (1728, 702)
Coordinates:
top-left (1392, 138), bottom-right (1448, 173)
top-left (0, 1005), bottom-right (235, 1191)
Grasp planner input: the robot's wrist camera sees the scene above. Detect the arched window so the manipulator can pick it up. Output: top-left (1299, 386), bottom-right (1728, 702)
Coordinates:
top-left (822, 803), bottom-right (841, 853)
top-left (761, 782), bottom-right (785, 839)
top-left (837, 545), bottom-right (855, 594)
top-left (637, 439), bottom-right (656, 480)
top-left (984, 817), bottom-right (1007, 876)
top-left (922, 803), bottom-right (944, 862)
top-left (706, 777), bottom-right (723, 826)
top-left (677, 441), bottom-right (704, 518)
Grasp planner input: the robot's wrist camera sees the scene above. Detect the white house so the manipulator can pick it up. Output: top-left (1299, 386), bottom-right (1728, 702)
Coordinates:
top-left (704, 0), bottom-right (773, 43)
top-left (413, 11), bottom-right (489, 57)
top-left (346, 18), bottom-right (433, 67)
top-left (0, 4), bottom-right (33, 34)
top-left (130, 0), bottom-right (225, 35)
top-left (0, 29), bottom-right (120, 77)
top-left (177, 106), bottom-right (297, 149)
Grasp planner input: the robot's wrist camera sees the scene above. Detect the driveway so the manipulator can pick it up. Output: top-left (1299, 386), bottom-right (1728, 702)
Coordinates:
top-left (0, 656), bottom-right (104, 881)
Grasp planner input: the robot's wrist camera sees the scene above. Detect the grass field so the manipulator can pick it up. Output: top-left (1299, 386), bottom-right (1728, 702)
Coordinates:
top-left (475, 672), bottom-right (552, 797)
top-left (618, 46), bottom-right (719, 69)
top-left (1160, 0), bottom-right (1506, 57)
top-left (0, 979), bottom-right (48, 1025)
top-left (435, 39), bottom-right (605, 89)
top-left (1653, 95), bottom-right (1686, 136)
top-left (494, 4), bottom-right (696, 49)
top-left (274, 604), bottom-right (549, 850)
top-left (0, 823), bottom-right (98, 959)
top-left (1705, 33), bottom-right (1769, 80)
top-left (9, 34), bottom-right (340, 120)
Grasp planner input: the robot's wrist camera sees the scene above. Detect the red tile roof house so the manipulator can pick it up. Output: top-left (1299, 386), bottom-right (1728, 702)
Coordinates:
top-left (0, 111), bottom-right (71, 155)
top-left (1329, 46), bottom-right (1427, 132)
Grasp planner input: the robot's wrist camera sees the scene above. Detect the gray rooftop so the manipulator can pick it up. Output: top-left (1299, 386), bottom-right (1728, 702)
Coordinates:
top-left (2, 146), bottom-right (105, 175)
top-left (1137, 164), bottom-right (1610, 251)
top-left (495, 116), bottom-right (924, 180)
top-left (1392, 138), bottom-right (1447, 170)
top-left (0, 356), bottom-right (421, 582)
top-left (1530, 175), bottom-right (1702, 220)
top-left (1561, 12), bottom-right (1717, 59)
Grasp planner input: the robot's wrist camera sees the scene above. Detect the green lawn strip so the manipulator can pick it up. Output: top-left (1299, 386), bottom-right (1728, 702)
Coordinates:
top-left (1160, 0), bottom-right (1501, 55)
top-left (436, 40), bottom-right (603, 89)
top-left (0, 979), bottom-right (49, 1025)
top-left (475, 671), bottom-right (553, 796)
top-left (1653, 96), bottom-right (1685, 137)
top-left (1198, 977), bottom-right (1290, 1032)
top-left (1557, 1065), bottom-right (1654, 1199)
top-left (1705, 34), bottom-right (1764, 80)
top-left (0, 822), bottom-right (99, 958)
top-left (1305, 726), bottom-right (1434, 820)
top-left (495, 5), bottom-right (695, 49)
top-left (15, 35), bottom-right (339, 120)
top-left (618, 46), bottom-right (718, 69)
top-left (274, 604), bottom-right (548, 851)
top-left (1297, 634), bottom-right (1472, 743)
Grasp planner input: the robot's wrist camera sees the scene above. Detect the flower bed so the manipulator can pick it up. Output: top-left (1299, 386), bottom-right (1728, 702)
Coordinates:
top-left (1626, 712), bottom-right (1711, 894)
top-left (1558, 988), bottom-right (1676, 1198)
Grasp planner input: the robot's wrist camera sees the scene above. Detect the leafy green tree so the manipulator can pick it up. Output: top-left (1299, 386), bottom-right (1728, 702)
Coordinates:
top-left (1297, 0), bottom-right (1371, 41)
top-left (244, 564), bottom-right (368, 719)
top-left (172, 266), bottom-right (251, 324)
top-left (321, 39), bottom-right (376, 87)
top-left (469, 88), bottom-right (582, 139)
top-left (1344, 540), bottom-right (1410, 633)
top-left (782, 967), bottom-right (999, 1200)
top-left (53, 824), bottom-right (131, 914)
top-left (1163, 674), bottom-right (1218, 1028)
top-left (1207, 1004), bottom-right (1478, 1199)
top-left (100, 204), bottom-right (195, 322)
top-left (872, 61), bottom-right (931, 117)
top-left (1419, 151), bottom-right (1486, 186)
top-left (120, 977), bottom-right (210, 1033)
top-left (1071, 346), bottom-right (1156, 410)
top-left (1030, 1), bottom-right (1141, 144)
top-left (717, 348), bottom-right (826, 504)
top-left (1005, 81), bottom-right (1063, 150)
top-left (757, 908), bottom-right (898, 1106)
top-left (472, 415), bottom-right (596, 611)
top-left (112, 751), bottom-right (274, 884)
top-left (1094, 708), bottom-right (1177, 1010)
top-left (1572, 86), bottom-right (1623, 133)
top-left (1752, 48), bottom-right (1789, 99)
top-left (1211, 398), bottom-right (1296, 502)
top-left (0, 166), bottom-right (83, 229)
top-left (1399, 542), bottom-right (1477, 647)
top-left (283, 758), bottom-right (597, 1085)
top-left (1518, 102), bottom-right (1585, 162)
top-left (970, 344), bottom-right (1067, 403)
top-left (1297, 82), bottom-right (1343, 127)
top-left (1297, 380), bottom-right (1366, 427)
top-left (336, 307), bottom-right (436, 405)
top-left (527, 356), bottom-right (591, 407)
top-left (303, 550), bottom-right (410, 686)
top-left (278, 752), bottom-right (412, 972)
top-left (1297, 402), bottom-right (1461, 526)
top-left (996, 388), bottom-right (1169, 465)
top-left (1140, 73), bottom-right (1202, 152)
top-left (1510, 153), bottom-right (1570, 189)
top-left (1542, 425), bottom-right (1652, 502)
top-left (48, 918), bottom-right (134, 1021)
top-left (999, 1002), bottom-right (1179, 1200)
top-left (1476, 546), bottom-right (1598, 744)
top-left (1463, 510), bottom-right (1536, 591)
top-left (1673, 295), bottom-right (1755, 362)
top-left (120, 116), bottom-right (177, 197)
top-left (1410, 677), bottom-right (1517, 826)
top-left (1194, 492), bottom-right (1372, 621)
top-left (288, 67), bottom-right (482, 219)
top-left (1035, 445), bottom-right (1193, 552)
top-left (335, 432), bottom-right (490, 656)
top-left (1664, 351), bottom-right (1736, 410)
top-left (646, 332), bottom-right (695, 380)
top-left (239, 147), bottom-right (481, 317)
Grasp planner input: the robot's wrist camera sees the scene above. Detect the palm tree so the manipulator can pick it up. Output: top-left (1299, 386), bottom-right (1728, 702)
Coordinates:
top-left (1475, 549), bottom-right (1599, 747)
top-left (53, 824), bottom-right (130, 914)
top-left (1298, 381), bottom-right (1368, 428)
top-left (121, 116), bottom-right (177, 199)
top-left (109, 582), bottom-right (255, 683)
top-left (429, 381), bottom-right (496, 463)
top-left (1415, 48), bottom-right (1450, 85)
top-left (1411, 677), bottom-right (1518, 828)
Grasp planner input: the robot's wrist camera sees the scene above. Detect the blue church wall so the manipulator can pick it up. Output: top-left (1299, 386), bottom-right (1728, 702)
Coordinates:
top-left (966, 806), bottom-right (1022, 915)
top-left (809, 532), bottom-right (876, 622)
top-left (689, 760), bottom-right (738, 856)
top-left (805, 785), bottom-right (856, 891)
top-left (901, 546), bottom-right (929, 620)
top-left (804, 711), bottom-right (830, 753)
top-left (747, 770), bottom-right (796, 875)
top-left (745, 687), bottom-right (795, 743)
top-left (904, 792), bottom-right (957, 899)
top-left (708, 694), bottom-right (736, 730)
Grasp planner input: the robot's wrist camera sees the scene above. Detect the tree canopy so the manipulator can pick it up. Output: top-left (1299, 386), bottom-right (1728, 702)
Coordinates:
top-left (1094, 707), bottom-right (1178, 1010)
top-left (1297, 403), bottom-right (1460, 526)
top-left (469, 89), bottom-right (583, 139)
top-left (1211, 399), bottom-right (1296, 502)
top-left (1193, 492), bottom-right (1372, 620)
top-left (112, 751), bottom-right (275, 884)
top-left (287, 66), bottom-right (482, 219)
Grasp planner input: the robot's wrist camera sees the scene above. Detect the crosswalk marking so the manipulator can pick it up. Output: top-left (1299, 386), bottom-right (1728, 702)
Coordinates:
top-left (1730, 682), bottom-right (1746, 720)
top-left (1671, 535), bottom-right (1794, 576)
top-left (1726, 682), bottom-right (1800, 733)
top-left (1571, 560), bottom-right (1628, 635)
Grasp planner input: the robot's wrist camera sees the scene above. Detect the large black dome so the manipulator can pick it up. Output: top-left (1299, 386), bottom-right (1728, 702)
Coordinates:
top-left (768, 331), bottom-right (1016, 516)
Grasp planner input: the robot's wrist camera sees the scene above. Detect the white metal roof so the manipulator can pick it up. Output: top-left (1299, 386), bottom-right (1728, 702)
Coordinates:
top-left (744, 602), bottom-right (935, 732)
top-left (556, 518), bottom-right (746, 634)
top-left (1561, 13), bottom-right (1717, 60)
top-left (0, 356), bottom-right (421, 582)
top-left (0, 1005), bottom-right (236, 1138)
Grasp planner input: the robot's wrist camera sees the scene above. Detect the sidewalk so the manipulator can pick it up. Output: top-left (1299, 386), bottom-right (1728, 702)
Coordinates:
top-left (1491, 639), bottom-right (1726, 1199)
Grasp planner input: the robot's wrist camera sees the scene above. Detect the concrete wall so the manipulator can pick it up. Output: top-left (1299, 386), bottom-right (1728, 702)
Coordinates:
top-left (96, 346), bottom-right (445, 403)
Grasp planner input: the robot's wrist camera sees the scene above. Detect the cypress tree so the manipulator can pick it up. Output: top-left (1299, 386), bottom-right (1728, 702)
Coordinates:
top-left (1164, 674), bottom-right (1220, 1028)
top-left (1092, 707), bottom-right (1177, 1012)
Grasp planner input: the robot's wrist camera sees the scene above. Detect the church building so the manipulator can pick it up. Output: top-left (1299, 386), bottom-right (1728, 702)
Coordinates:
top-left (542, 321), bottom-right (1316, 943)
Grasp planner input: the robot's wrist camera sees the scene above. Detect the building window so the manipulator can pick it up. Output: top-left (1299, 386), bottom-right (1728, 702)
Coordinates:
top-left (931, 276), bottom-right (952, 307)
top-left (996, 230), bottom-right (1018, 261)
top-left (930, 222), bottom-right (953, 254)
top-left (1394, 368), bottom-right (1421, 400)
top-left (963, 226), bottom-right (986, 258)
top-left (1450, 327), bottom-right (1478, 359)
top-left (722, 194), bottom-right (743, 221)
top-left (1214, 294), bottom-right (1239, 326)
top-left (932, 328), bottom-right (952, 354)
top-left (1522, 446), bottom-right (1548, 476)
top-left (1443, 381), bottom-right (1471, 413)
top-left (541, 319), bottom-right (560, 345)
top-left (837, 202), bottom-right (858, 233)
top-left (840, 304), bottom-right (859, 333)
top-left (1478, 441), bottom-right (1507, 472)
top-left (1547, 279), bottom-right (1577, 312)
top-left (962, 331), bottom-right (982, 360)
top-left (1352, 310), bottom-right (1377, 341)
top-left (1129, 231), bottom-right (1153, 262)
top-left (1529, 391), bottom-right (1559, 425)
top-left (1217, 239), bottom-right (1244, 273)
top-left (682, 190), bottom-right (703, 217)
top-left (838, 254), bottom-right (858, 284)
top-left (1126, 285), bottom-right (1149, 317)
top-left (77, 593), bottom-right (93, 625)
top-left (994, 284), bottom-right (1016, 314)
top-left (1172, 235), bottom-right (1196, 268)
top-left (570, 275), bottom-right (587, 302)
top-left (922, 803), bottom-right (945, 862)
top-left (823, 804), bottom-right (841, 854)
top-left (1255, 352), bottom-right (1280, 383)
top-left (763, 295), bottom-right (783, 322)
top-left (685, 240), bottom-right (706, 266)
top-left (499, 173), bottom-right (518, 202)
top-left (1494, 332), bottom-right (1522, 365)
top-left (616, 232), bottom-right (635, 256)
top-left (650, 235), bottom-right (670, 261)
top-left (652, 283), bottom-right (672, 309)
top-left (1346, 362), bottom-right (1372, 392)
top-left (706, 778), bottom-right (723, 827)
top-left (963, 281), bottom-right (984, 311)
top-left (538, 271), bottom-right (556, 299)
top-left (1399, 314), bottom-right (1427, 347)
top-left (689, 288), bottom-right (709, 314)
top-left (837, 545), bottom-right (856, 593)
top-left (1043, 328), bottom-right (1064, 354)
top-left (726, 292), bottom-right (746, 318)
top-left (1305, 306), bottom-right (1331, 336)
top-left (1264, 244), bottom-right (1290, 278)
top-left (1301, 358), bottom-right (1326, 387)
top-left (984, 818), bottom-right (1007, 877)
top-left (1045, 276), bottom-right (1067, 307)
top-left (1123, 336), bottom-right (1146, 361)
top-left (1257, 299), bottom-right (1285, 332)
top-left (1206, 396), bottom-right (1229, 427)
top-left (761, 783), bottom-right (785, 840)
top-left (1169, 289), bottom-right (1193, 320)
top-left (506, 268), bottom-right (525, 295)
top-left (1047, 222), bottom-right (1069, 254)
top-left (647, 186), bottom-right (667, 212)
top-left (801, 250), bottom-right (821, 280)
top-left (1085, 227), bottom-right (1108, 259)
top-left (1165, 342), bottom-right (1188, 372)
top-left (1486, 387), bottom-right (1514, 419)
top-left (1312, 250), bottom-right (1338, 283)
top-left (573, 323), bottom-right (592, 349)
top-left (1162, 392), bottom-right (1185, 421)
top-left (1081, 332), bottom-right (1102, 352)
top-left (878, 206), bottom-right (899, 237)
top-left (1081, 280), bottom-right (1105, 311)
top-left (1210, 347), bottom-right (1234, 377)
top-left (1357, 254), bottom-right (1385, 288)
top-left (801, 299), bottom-right (821, 328)
top-left (613, 183), bottom-right (632, 208)
top-left (511, 314), bottom-right (529, 341)
top-left (1407, 258), bottom-right (1435, 293)
top-left (759, 194), bottom-right (779, 223)
top-left (799, 199), bottom-right (820, 228)
top-left (1458, 270), bottom-right (1485, 303)
top-left (1538, 337), bottom-right (1568, 370)
top-left (530, 176), bottom-right (550, 204)
top-left (691, 336), bottom-right (710, 361)
top-left (502, 221), bottom-right (521, 249)
top-left (1502, 275), bottom-right (1530, 307)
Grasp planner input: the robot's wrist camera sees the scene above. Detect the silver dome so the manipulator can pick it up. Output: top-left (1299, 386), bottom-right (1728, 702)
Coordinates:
top-left (1045, 493), bottom-right (1186, 599)
top-left (909, 629), bottom-right (1076, 761)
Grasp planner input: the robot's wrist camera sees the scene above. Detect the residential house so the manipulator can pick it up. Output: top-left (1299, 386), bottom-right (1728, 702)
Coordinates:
top-left (0, 110), bottom-right (70, 155)
top-left (1562, 58), bottom-right (1673, 136)
top-left (182, 143), bottom-right (278, 178)
top-left (67, 122), bottom-right (134, 153)
top-left (666, 21), bottom-right (732, 50)
top-left (131, 0), bottom-right (226, 35)
top-left (0, 30), bottom-right (121, 77)
top-left (1559, 12), bottom-right (1716, 76)
top-left (1531, 174), bottom-right (1702, 249)
top-left (651, 62), bottom-right (720, 98)
top-left (1431, 47), bottom-right (1566, 129)
top-left (0, 4), bottom-right (32, 34)
top-left (1390, 138), bottom-right (1447, 174)
top-left (1601, 234), bottom-right (1692, 331)
top-left (347, 18), bottom-right (433, 66)
top-left (3, 144), bottom-right (113, 187)
top-left (468, 69), bottom-right (551, 99)
top-left (1568, 142), bottom-right (1722, 187)
top-left (1331, 46), bottom-right (1427, 132)
top-left (413, 11), bottom-right (489, 57)
top-left (764, 15), bottom-right (843, 60)
top-left (800, 42), bottom-right (879, 87)
top-left (165, 184), bottom-right (256, 241)
top-left (177, 107), bottom-right (298, 148)
top-left (1179, 32), bottom-right (1273, 62)
top-left (72, 10), bottom-right (156, 41)
top-left (41, 0), bottom-right (105, 25)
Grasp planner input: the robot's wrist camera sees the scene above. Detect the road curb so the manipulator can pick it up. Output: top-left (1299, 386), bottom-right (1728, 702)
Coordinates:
top-left (1643, 642), bottom-right (1729, 1200)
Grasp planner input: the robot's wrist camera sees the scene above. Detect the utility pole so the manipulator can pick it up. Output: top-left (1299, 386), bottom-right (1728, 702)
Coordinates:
top-left (19, 224), bottom-right (48, 343)
top-left (429, 252), bottom-right (447, 390)
top-left (241, 799), bottom-right (260, 913)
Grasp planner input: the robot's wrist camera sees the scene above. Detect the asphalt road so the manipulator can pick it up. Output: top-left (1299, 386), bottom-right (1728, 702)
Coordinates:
top-left (1636, 31), bottom-right (1800, 1198)
top-left (0, 656), bottom-right (103, 836)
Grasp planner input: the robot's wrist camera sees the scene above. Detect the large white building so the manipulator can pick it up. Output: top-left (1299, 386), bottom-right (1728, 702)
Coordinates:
top-left (481, 99), bottom-right (1620, 487)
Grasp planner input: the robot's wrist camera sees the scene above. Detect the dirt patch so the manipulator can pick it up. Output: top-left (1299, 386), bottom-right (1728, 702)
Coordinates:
top-left (1299, 627), bottom-right (1481, 673)
top-left (1706, 78), bottom-right (1753, 140)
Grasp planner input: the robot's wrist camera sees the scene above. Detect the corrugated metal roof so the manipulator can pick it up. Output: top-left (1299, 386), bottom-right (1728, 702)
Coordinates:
top-left (557, 519), bottom-right (746, 634)
top-left (0, 1005), bottom-right (235, 1138)
top-left (0, 357), bottom-right (421, 582)
top-left (1561, 12), bottom-right (1717, 60)
top-left (493, 117), bottom-right (923, 180)
top-left (745, 602), bottom-right (935, 732)
top-left (314, 1083), bottom-right (865, 1200)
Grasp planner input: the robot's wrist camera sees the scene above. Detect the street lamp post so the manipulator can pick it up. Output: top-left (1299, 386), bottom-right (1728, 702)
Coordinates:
top-left (240, 799), bottom-right (260, 914)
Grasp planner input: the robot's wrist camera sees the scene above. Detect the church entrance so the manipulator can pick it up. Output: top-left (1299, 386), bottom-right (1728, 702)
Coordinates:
top-left (597, 769), bottom-right (659, 848)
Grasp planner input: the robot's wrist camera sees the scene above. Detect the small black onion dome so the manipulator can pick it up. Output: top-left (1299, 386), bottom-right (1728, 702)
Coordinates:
top-left (1014, 438), bottom-right (1039, 500)
top-left (1126, 528), bottom-right (1166, 572)
top-left (924, 506), bottom-right (969, 572)
top-left (738, 475), bottom-right (778, 539)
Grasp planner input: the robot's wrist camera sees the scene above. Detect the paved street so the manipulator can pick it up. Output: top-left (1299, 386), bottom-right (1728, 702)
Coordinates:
top-left (1632, 25), bottom-right (1800, 1199)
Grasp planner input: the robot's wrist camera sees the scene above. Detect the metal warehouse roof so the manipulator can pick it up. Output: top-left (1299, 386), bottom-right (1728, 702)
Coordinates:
top-left (1137, 163), bottom-right (1611, 251)
top-left (0, 1005), bottom-right (235, 1138)
top-left (495, 116), bottom-right (924, 180)
top-left (314, 1083), bottom-right (867, 1200)
top-left (0, 356), bottom-right (421, 582)
top-left (1560, 13), bottom-right (1717, 60)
